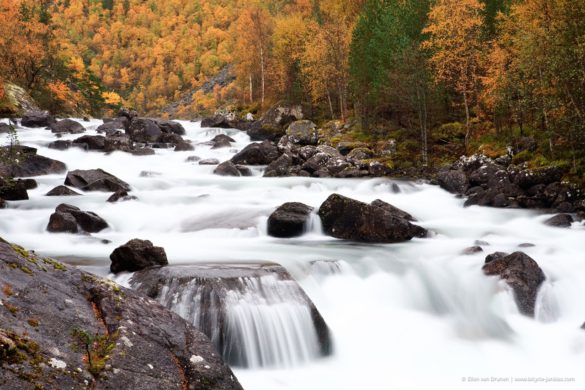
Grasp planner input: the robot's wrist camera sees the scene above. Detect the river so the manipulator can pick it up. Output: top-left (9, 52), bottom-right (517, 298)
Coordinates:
top-left (1, 119), bottom-right (584, 389)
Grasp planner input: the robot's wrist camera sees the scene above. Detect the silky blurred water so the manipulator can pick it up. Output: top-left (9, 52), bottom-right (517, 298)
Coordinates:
top-left (2, 118), bottom-right (585, 389)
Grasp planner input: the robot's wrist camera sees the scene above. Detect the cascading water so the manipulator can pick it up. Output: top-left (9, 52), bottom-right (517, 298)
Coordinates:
top-left (124, 265), bottom-right (331, 368)
top-left (2, 117), bottom-right (585, 389)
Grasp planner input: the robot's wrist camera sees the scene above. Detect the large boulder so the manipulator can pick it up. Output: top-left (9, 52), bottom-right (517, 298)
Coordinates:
top-left (437, 169), bottom-right (469, 195)
top-left (127, 118), bottom-right (163, 143)
top-left (514, 166), bottom-right (564, 189)
top-left (65, 169), bottom-right (130, 192)
top-left (0, 239), bottom-right (242, 390)
top-left (49, 119), bottom-right (85, 134)
top-left (110, 239), bottom-right (168, 274)
top-left (318, 194), bottom-right (427, 243)
top-left (286, 120), bottom-right (318, 145)
top-left (128, 263), bottom-right (332, 368)
top-left (482, 251), bottom-right (546, 316)
top-left (247, 104), bottom-right (303, 141)
top-left (47, 204), bottom-right (108, 234)
top-left (231, 141), bottom-right (279, 165)
top-left (97, 119), bottom-right (127, 134)
top-left (0, 146), bottom-right (66, 177)
top-left (267, 202), bottom-right (313, 238)
top-left (210, 134), bottom-right (235, 149)
top-left (20, 111), bottom-right (55, 128)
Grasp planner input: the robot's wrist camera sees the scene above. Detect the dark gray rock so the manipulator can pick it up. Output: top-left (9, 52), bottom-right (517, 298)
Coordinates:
top-left (107, 190), bottom-right (137, 203)
top-left (50, 119), bottom-right (85, 134)
top-left (0, 178), bottom-right (28, 201)
top-left (65, 169), bottom-right (130, 192)
top-left (0, 239), bottom-right (242, 390)
top-left (127, 118), bottom-right (163, 143)
top-left (110, 239), bottom-right (168, 274)
top-left (264, 154), bottom-right (293, 177)
top-left (154, 119), bottom-right (186, 135)
top-left (543, 213), bottom-right (574, 228)
top-left (286, 120), bottom-right (318, 145)
top-left (210, 134), bottom-right (235, 149)
top-left (318, 194), bottom-right (427, 243)
top-left (514, 166), bottom-right (564, 189)
top-left (47, 204), bottom-right (108, 234)
top-left (46, 185), bottom-right (81, 196)
top-left (97, 119), bottom-right (126, 134)
top-left (371, 199), bottom-right (416, 221)
top-left (482, 251), bottom-right (546, 316)
top-left (267, 202), bottom-right (313, 238)
top-left (174, 141), bottom-right (195, 151)
top-left (0, 147), bottom-right (66, 177)
top-left (231, 141), bottom-right (279, 165)
top-left (437, 169), bottom-right (469, 194)
top-left (72, 135), bottom-right (106, 150)
top-left (48, 140), bottom-right (73, 150)
top-left (214, 161), bottom-right (242, 177)
top-left (20, 110), bottom-right (56, 127)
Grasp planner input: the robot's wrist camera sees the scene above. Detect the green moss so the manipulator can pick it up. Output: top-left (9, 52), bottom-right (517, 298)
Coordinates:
top-left (42, 258), bottom-right (66, 271)
top-left (19, 265), bottom-right (33, 275)
top-left (71, 328), bottom-right (119, 378)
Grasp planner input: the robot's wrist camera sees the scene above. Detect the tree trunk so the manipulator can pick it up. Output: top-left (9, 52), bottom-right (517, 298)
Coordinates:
top-left (249, 74), bottom-right (253, 103)
top-left (260, 47), bottom-right (265, 109)
top-left (327, 89), bottom-right (334, 120)
top-left (463, 91), bottom-right (471, 153)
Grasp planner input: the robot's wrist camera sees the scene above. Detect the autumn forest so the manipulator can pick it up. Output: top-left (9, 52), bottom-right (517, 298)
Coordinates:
top-left (1, 0), bottom-right (584, 179)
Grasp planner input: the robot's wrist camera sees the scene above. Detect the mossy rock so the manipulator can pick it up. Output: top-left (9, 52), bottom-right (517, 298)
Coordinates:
top-left (0, 82), bottom-right (40, 117)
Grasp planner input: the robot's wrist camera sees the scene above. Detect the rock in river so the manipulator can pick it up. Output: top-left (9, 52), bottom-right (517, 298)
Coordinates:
top-left (47, 204), bottom-right (108, 234)
top-left (267, 202), bottom-right (314, 238)
top-left (318, 194), bottom-right (427, 243)
top-left (482, 251), bottom-right (546, 316)
top-left (65, 169), bottom-right (131, 192)
top-left (110, 239), bottom-right (169, 274)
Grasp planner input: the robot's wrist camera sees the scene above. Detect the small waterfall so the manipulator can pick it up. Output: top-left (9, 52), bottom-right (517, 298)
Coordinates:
top-left (128, 265), bottom-right (332, 368)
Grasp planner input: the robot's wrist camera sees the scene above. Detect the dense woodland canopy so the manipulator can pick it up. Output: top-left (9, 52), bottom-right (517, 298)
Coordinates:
top-left (1, 0), bottom-right (584, 179)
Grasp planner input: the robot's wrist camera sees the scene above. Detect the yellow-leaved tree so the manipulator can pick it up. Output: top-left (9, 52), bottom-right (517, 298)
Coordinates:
top-left (423, 0), bottom-right (485, 151)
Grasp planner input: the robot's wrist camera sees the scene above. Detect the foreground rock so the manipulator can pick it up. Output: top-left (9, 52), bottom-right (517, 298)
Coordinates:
top-left (0, 146), bottom-right (66, 177)
top-left (213, 161), bottom-right (251, 177)
top-left (318, 194), bottom-right (427, 243)
top-left (267, 202), bottom-right (313, 238)
top-left (65, 169), bottom-right (130, 192)
top-left (47, 204), bottom-right (108, 234)
top-left (128, 263), bottom-right (332, 368)
top-left (20, 110), bottom-right (55, 127)
top-left (482, 251), bottom-right (546, 316)
top-left (0, 239), bottom-right (242, 390)
top-left (110, 239), bottom-right (168, 274)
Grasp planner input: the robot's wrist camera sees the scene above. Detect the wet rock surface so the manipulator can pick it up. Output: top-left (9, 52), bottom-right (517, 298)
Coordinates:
top-left (482, 251), bottom-right (546, 316)
top-left (65, 169), bottom-right (131, 192)
top-left (128, 263), bottom-right (332, 368)
top-left (47, 204), bottom-right (108, 234)
top-left (110, 239), bottom-right (168, 274)
top-left (267, 202), bottom-right (313, 238)
top-left (318, 194), bottom-right (427, 243)
top-left (438, 154), bottom-right (585, 212)
top-left (0, 239), bottom-right (242, 390)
